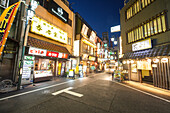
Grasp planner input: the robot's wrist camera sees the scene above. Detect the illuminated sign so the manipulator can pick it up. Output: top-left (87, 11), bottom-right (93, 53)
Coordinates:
top-left (24, 56), bottom-right (35, 60)
top-left (0, 1), bottom-right (21, 59)
top-left (161, 58), bottom-right (168, 63)
top-left (89, 31), bottom-right (96, 44)
top-left (104, 44), bottom-right (107, 47)
top-left (46, 51), bottom-right (59, 58)
top-left (82, 39), bottom-right (96, 48)
top-left (81, 24), bottom-right (89, 37)
top-left (111, 25), bottom-right (120, 33)
top-left (29, 47), bottom-right (47, 56)
top-left (132, 39), bottom-right (152, 51)
top-left (74, 40), bottom-right (80, 56)
top-left (31, 16), bottom-right (68, 44)
top-left (89, 56), bottom-right (96, 61)
top-left (47, 0), bottom-right (68, 23)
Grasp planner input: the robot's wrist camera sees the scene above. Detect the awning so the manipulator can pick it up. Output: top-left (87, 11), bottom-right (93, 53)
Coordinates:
top-left (27, 37), bottom-right (70, 54)
top-left (123, 44), bottom-right (170, 59)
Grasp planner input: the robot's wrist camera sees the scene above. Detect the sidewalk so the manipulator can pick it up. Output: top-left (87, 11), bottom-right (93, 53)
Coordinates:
top-left (121, 80), bottom-right (170, 100)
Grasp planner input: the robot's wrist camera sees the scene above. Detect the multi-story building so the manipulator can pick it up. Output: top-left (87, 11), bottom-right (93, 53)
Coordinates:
top-left (22, 0), bottom-right (74, 83)
top-left (74, 12), bottom-right (98, 76)
top-left (120, 0), bottom-right (170, 89)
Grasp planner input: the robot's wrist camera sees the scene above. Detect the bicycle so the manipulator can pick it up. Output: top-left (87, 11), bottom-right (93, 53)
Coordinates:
top-left (0, 77), bottom-right (13, 93)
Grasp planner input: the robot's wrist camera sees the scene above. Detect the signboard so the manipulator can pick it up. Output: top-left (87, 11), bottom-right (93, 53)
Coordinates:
top-left (31, 16), bottom-right (68, 44)
top-left (24, 56), bottom-right (35, 60)
top-left (22, 60), bottom-right (34, 79)
top-left (74, 40), bottom-right (80, 56)
top-left (46, 51), bottom-right (59, 58)
top-left (0, 1), bottom-right (21, 59)
top-left (47, 0), bottom-right (68, 23)
top-left (132, 38), bottom-right (152, 51)
top-left (89, 56), bottom-right (96, 61)
top-left (29, 47), bottom-right (47, 56)
top-left (111, 25), bottom-right (120, 33)
top-left (81, 24), bottom-right (89, 37)
top-left (89, 31), bottom-right (96, 44)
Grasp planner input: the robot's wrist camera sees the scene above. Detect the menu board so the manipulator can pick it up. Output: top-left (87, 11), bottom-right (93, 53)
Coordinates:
top-left (22, 60), bottom-right (34, 78)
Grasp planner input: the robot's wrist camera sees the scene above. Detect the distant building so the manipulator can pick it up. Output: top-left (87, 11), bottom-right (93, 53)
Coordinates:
top-left (120, 0), bottom-right (170, 89)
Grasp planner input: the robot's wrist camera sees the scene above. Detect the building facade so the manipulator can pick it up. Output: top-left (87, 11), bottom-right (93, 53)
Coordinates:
top-left (120, 0), bottom-right (170, 89)
top-left (22, 0), bottom-right (74, 84)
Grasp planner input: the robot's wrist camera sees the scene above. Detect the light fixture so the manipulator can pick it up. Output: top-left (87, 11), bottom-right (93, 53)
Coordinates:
top-left (153, 58), bottom-right (159, 63)
top-left (123, 61), bottom-right (126, 64)
top-left (114, 41), bottom-right (117, 45)
top-left (111, 38), bottom-right (114, 42)
top-left (131, 60), bottom-right (134, 64)
top-left (161, 58), bottom-right (168, 63)
top-left (127, 60), bottom-right (130, 64)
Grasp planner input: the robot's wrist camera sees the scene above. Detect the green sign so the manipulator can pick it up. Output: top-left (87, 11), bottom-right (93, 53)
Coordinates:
top-left (24, 56), bottom-right (35, 60)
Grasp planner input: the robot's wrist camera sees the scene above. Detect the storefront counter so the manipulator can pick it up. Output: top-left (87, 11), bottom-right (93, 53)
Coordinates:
top-left (34, 70), bottom-right (53, 82)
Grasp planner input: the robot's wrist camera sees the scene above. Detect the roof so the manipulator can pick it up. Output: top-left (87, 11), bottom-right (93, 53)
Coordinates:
top-left (27, 37), bottom-right (70, 54)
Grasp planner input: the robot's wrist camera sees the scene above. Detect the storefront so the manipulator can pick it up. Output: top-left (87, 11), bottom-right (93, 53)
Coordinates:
top-left (23, 44), bottom-right (69, 83)
top-left (123, 43), bottom-right (170, 89)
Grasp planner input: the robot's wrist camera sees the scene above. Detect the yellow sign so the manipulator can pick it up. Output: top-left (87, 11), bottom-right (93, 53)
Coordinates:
top-left (31, 16), bottom-right (68, 44)
top-left (0, 1), bottom-right (21, 58)
top-left (58, 63), bottom-right (61, 75)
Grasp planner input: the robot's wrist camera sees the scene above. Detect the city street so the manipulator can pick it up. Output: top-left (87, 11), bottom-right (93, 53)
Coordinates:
top-left (0, 73), bottom-right (169, 113)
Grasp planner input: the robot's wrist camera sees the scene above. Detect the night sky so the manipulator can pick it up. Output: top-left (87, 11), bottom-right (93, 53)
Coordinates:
top-left (68, 0), bottom-right (124, 39)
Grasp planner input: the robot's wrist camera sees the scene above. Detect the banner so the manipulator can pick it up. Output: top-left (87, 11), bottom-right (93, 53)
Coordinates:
top-left (0, 1), bottom-right (21, 59)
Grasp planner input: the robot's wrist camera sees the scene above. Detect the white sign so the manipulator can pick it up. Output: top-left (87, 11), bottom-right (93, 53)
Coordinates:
top-left (31, 16), bottom-right (68, 44)
top-left (74, 40), bottom-right (80, 56)
top-left (161, 58), bottom-right (168, 63)
top-left (111, 25), bottom-right (120, 33)
top-left (29, 47), bottom-right (47, 56)
top-left (89, 31), bottom-right (96, 44)
top-left (81, 24), bottom-right (89, 37)
top-left (132, 39), bottom-right (152, 51)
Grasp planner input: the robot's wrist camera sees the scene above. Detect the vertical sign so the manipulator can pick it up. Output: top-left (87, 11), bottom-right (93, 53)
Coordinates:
top-left (0, 1), bottom-right (21, 59)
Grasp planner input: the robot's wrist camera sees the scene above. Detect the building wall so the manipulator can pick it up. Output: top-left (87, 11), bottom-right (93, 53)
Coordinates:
top-left (28, 0), bottom-right (74, 54)
top-left (120, 0), bottom-right (170, 54)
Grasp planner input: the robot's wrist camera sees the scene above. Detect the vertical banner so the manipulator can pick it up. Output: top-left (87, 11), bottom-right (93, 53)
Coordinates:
top-left (0, 1), bottom-right (21, 59)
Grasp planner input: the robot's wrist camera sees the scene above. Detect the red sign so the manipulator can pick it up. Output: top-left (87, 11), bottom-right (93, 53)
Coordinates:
top-left (62, 53), bottom-right (68, 59)
top-left (46, 51), bottom-right (59, 58)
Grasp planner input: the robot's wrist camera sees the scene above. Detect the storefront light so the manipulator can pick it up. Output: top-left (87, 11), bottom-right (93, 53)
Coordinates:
top-left (123, 61), bottom-right (126, 64)
top-left (127, 60), bottom-right (130, 64)
top-left (153, 58), bottom-right (159, 63)
top-left (131, 60), bottom-right (134, 64)
top-left (147, 59), bottom-right (151, 63)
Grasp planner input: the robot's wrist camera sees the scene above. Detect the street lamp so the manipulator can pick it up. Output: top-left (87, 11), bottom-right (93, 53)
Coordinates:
top-left (17, 0), bottom-right (38, 90)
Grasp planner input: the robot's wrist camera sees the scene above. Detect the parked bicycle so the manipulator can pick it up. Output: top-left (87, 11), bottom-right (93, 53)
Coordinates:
top-left (0, 77), bottom-right (13, 93)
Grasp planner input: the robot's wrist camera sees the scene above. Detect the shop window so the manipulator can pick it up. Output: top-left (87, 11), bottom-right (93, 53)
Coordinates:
top-left (161, 15), bottom-right (166, 32)
top-left (157, 17), bottom-right (162, 33)
top-left (138, 27), bottom-right (141, 39)
top-left (140, 26), bottom-right (144, 39)
top-left (153, 19), bottom-right (158, 34)
top-left (136, 28), bottom-right (139, 40)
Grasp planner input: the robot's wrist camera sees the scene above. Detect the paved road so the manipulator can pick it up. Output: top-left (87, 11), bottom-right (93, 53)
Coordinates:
top-left (0, 73), bottom-right (169, 113)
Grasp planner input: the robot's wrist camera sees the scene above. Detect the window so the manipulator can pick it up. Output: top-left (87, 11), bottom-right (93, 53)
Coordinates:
top-left (68, 38), bottom-right (71, 45)
top-left (136, 28), bottom-right (139, 40)
top-left (161, 15), bottom-right (166, 32)
top-left (148, 0), bottom-right (151, 4)
top-left (139, 27), bottom-right (141, 39)
top-left (68, 19), bottom-right (72, 27)
top-left (132, 31), bottom-right (134, 42)
top-left (145, 0), bottom-right (148, 6)
top-left (136, 1), bottom-right (140, 12)
top-left (157, 17), bottom-right (162, 33)
top-left (147, 22), bottom-right (151, 36)
top-left (150, 21), bottom-right (154, 35)
top-left (153, 19), bottom-right (158, 34)
top-left (144, 24), bottom-right (148, 37)
top-left (142, 0), bottom-right (145, 8)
